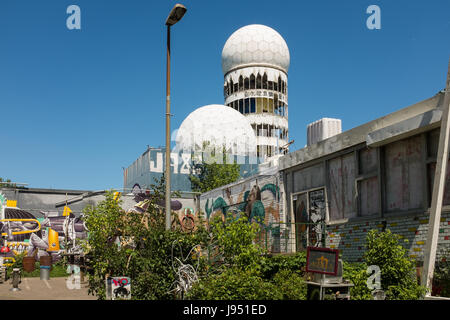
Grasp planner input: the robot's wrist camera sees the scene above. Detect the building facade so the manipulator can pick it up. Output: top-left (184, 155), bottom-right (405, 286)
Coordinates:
top-left (279, 91), bottom-right (450, 262)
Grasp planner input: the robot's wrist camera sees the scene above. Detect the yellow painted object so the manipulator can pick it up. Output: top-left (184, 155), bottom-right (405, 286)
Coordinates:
top-left (63, 206), bottom-right (72, 216)
top-left (3, 257), bottom-right (15, 267)
top-left (6, 200), bottom-right (17, 207)
top-left (8, 242), bottom-right (29, 255)
top-left (47, 228), bottom-right (60, 252)
top-left (0, 219), bottom-right (41, 236)
top-left (113, 192), bottom-right (121, 201)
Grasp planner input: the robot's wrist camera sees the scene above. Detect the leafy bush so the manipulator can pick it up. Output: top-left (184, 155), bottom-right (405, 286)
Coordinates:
top-left (271, 269), bottom-right (307, 300)
top-left (82, 178), bottom-right (207, 300)
top-left (433, 249), bottom-right (450, 297)
top-left (207, 215), bottom-right (263, 271)
top-left (363, 229), bottom-right (427, 300)
top-left (187, 268), bottom-right (281, 300)
top-left (260, 252), bottom-right (307, 280)
top-left (342, 261), bottom-right (373, 300)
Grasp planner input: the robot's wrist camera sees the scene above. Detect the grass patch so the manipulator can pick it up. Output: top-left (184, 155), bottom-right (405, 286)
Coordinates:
top-left (21, 263), bottom-right (68, 278)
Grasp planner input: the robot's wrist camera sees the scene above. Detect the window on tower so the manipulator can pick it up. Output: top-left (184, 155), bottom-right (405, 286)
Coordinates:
top-left (262, 73), bottom-right (268, 89)
top-left (263, 98), bottom-right (269, 113)
top-left (250, 98), bottom-right (256, 113)
top-left (250, 74), bottom-right (256, 89)
top-left (256, 98), bottom-right (263, 113)
top-left (244, 98), bottom-right (249, 114)
top-left (256, 74), bottom-right (262, 89)
top-left (268, 99), bottom-right (274, 114)
top-left (244, 77), bottom-right (249, 90)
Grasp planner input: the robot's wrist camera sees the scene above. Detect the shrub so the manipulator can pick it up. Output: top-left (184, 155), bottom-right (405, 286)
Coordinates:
top-left (342, 261), bottom-right (373, 300)
top-left (260, 252), bottom-right (307, 280)
top-left (363, 229), bottom-right (427, 300)
top-left (433, 249), bottom-right (450, 297)
top-left (82, 185), bottom-right (206, 300)
top-left (187, 268), bottom-right (281, 300)
top-left (271, 269), bottom-right (307, 300)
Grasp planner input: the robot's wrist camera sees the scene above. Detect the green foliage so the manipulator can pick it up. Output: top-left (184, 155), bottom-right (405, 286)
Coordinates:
top-left (0, 177), bottom-right (20, 188)
top-left (363, 229), bottom-right (427, 300)
top-left (271, 269), bottom-right (307, 300)
top-left (208, 215), bottom-right (263, 271)
top-left (187, 267), bottom-right (281, 300)
top-left (82, 177), bottom-right (205, 300)
top-left (342, 262), bottom-right (373, 300)
top-left (187, 215), bottom-right (308, 300)
top-left (6, 252), bottom-right (68, 278)
top-left (260, 252), bottom-right (307, 280)
top-left (433, 248), bottom-right (450, 297)
top-left (189, 160), bottom-right (240, 193)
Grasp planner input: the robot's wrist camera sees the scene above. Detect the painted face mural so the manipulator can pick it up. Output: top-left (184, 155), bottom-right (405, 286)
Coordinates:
top-left (204, 183), bottom-right (281, 227)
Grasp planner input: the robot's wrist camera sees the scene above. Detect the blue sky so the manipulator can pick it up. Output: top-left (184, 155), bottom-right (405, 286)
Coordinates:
top-left (0, 0), bottom-right (449, 190)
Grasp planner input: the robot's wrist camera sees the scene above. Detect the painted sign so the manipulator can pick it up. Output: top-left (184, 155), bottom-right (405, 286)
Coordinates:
top-left (306, 246), bottom-right (339, 275)
top-left (106, 277), bottom-right (131, 300)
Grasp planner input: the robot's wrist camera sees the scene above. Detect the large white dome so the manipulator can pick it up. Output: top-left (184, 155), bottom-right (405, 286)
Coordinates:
top-left (175, 104), bottom-right (257, 157)
top-left (221, 24), bottom-right (290, 75)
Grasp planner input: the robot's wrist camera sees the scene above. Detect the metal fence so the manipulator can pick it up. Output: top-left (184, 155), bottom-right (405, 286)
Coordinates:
top-left (255, 221), bottom-right (327, 254)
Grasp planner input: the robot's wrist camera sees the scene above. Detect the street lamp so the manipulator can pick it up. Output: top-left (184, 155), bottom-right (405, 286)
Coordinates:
top-left (165, 4), bottom-right (187, 230)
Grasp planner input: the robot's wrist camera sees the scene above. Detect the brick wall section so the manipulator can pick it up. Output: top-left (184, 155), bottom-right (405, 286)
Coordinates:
top-left (325, 211), bottom-right (450, 263)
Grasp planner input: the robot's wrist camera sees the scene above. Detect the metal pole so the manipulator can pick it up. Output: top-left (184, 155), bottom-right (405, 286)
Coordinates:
top-left (165, 25), bottom-right (172, 231)
top-left (422, 58), bottom-right (450, 291)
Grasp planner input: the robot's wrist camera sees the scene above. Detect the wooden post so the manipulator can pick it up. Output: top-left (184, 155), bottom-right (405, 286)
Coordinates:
top-left (422, 58), bottom-right (450, 292)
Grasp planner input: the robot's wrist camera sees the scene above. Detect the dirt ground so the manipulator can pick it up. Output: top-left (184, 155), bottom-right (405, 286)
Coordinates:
top-left (0, 276), bottom-right (97, 300)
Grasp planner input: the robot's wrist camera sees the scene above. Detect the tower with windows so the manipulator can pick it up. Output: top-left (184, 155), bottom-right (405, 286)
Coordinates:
top-left (221, 24), bottom-right (290, 159)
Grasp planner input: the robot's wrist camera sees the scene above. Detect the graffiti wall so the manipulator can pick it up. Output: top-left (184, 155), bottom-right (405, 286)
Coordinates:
top-left (199, 173), bottom-right (285, 252)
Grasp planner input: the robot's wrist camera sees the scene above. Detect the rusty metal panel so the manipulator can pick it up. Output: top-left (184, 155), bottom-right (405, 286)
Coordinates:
top-left (293, 163), bottom-right (324, 193)
top-left (328, 153), bottom-right (356, 220)
top-left (359, 147), bottom-right (377, 174)
top-left (385, 135), bottom-right (424, 212)
top-left (359, 176), bottom-right (379, 216)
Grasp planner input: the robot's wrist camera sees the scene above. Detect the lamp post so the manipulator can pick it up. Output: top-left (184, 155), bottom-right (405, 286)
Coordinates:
top-left (165, 4), bottom-right (187, 230)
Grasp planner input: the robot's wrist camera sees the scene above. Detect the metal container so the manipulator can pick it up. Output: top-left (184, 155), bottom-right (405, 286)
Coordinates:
top-left (40, 266), bottom-right (50, 280)
top-left (39, 255), bottom-right (53, 270)
top-left (22, 257), bottom-right (36, 273)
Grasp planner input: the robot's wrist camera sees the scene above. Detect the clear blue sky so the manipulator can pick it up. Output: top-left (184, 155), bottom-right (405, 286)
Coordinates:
top-left (0, 0), bottom-right (449, 190)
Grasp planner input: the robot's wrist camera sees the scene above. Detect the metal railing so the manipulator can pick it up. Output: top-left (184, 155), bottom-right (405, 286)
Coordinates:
top-left (255, 221), bottom-right (327, 254)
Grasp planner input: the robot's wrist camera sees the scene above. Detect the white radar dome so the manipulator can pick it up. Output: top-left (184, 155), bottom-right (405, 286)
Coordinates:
top-left (175, 104), bottom-right (257, 157)
top-left (221, 24), bottom-right (290, 75)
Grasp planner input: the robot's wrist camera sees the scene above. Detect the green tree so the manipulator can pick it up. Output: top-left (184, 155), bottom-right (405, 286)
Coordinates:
top-left (363, 229), bottom-right (427, 300)
top-left (187, 216), bottom-right (308, 300)
top-left (188, 146), bottom-right (240, 193)
top-left (82, 177), bottom-right (206, 300)
top-left (0, 178), bottom-right (17, 188)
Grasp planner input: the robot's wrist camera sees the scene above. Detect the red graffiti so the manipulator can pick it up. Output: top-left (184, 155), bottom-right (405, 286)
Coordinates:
top-left (112, 278), bottom-right (129, 286)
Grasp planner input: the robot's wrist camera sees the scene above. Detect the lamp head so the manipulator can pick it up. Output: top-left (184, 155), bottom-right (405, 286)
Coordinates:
top-left (165, 4), bottom-right (187, 26)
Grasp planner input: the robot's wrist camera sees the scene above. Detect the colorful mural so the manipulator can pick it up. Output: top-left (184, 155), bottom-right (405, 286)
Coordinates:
top-left (0, 207), bottom-right (88, 263)
top-left (204, 182), bottom-right (281, 227)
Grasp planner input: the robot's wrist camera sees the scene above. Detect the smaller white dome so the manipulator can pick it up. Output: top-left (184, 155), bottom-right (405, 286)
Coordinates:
top-left (222, 24), bottom-right (290, 74)
top-left (175, 105), bottom-right (257, 157)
